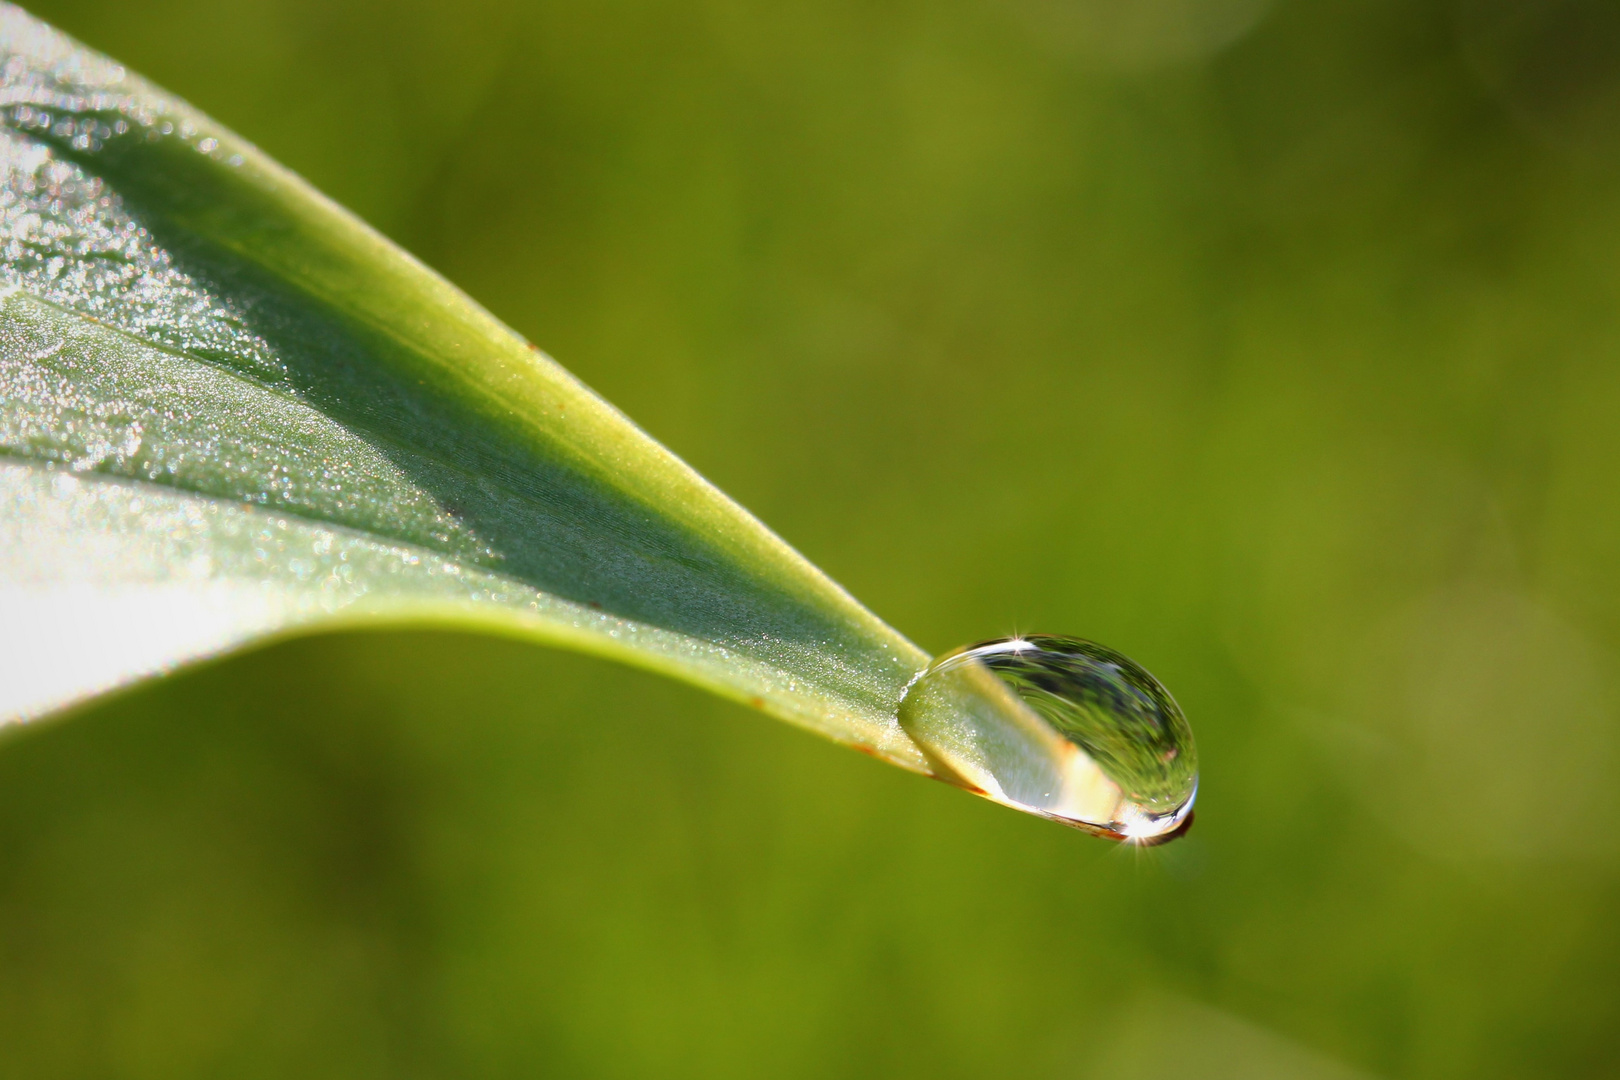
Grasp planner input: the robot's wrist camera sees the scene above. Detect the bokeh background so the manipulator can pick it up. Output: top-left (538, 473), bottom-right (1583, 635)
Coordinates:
top-left (5, 0), bottom-right (1620, 1075)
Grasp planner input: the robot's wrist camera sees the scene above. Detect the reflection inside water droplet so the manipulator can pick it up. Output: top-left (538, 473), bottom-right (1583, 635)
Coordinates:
top-left (897, 635), bottom-right (1196, 843)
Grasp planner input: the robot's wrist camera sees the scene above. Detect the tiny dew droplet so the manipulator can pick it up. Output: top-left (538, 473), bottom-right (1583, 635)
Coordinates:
top-left (897, 635), bottom-right (1196, 843)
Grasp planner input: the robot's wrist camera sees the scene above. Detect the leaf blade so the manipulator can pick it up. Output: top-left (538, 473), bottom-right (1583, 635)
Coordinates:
top-left (0, 5), bottom-right (934, 770)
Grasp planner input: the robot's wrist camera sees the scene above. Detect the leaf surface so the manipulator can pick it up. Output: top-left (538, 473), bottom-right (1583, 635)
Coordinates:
top-left (0, 5), bottom-right (939, 772)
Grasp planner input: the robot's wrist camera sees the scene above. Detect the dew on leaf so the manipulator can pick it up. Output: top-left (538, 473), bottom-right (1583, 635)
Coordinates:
top-left (897, 635), bottom-right (1197, 842)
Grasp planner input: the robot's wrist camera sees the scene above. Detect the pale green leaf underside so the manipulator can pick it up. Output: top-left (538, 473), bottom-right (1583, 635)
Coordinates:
top-left (0, 5), bottom-right (941, 772)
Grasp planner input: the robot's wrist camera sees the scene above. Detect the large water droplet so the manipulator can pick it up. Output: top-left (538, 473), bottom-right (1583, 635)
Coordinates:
top-left (897, 635), bottom-right (1197, 843)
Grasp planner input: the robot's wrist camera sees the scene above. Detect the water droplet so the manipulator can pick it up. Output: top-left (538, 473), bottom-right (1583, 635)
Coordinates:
top-left (898, 635), bottom-right (1197, 843)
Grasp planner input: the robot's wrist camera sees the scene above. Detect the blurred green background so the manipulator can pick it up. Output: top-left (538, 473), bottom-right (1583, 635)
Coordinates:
top-left (5, 0), bottom-right (1620, 1075)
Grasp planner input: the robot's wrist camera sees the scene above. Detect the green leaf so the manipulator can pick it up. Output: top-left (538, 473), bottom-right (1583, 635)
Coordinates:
top-left (0, 5), bottom-right (940, 773)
